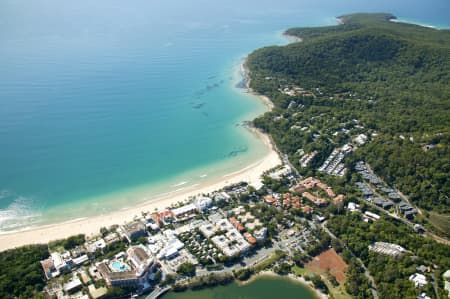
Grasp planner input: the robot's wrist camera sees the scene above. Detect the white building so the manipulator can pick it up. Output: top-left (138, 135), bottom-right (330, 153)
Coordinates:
top-left (409, 273), bottom-right (428, 287)
top-left (364, 211), bottom-right (380, 221)
top-left (253, 227), bottom-right (267, 241)
top-left (171, 203), bottom-right (198, 219)
top-left (348, 202), bottom-right (360, 212)
top-left (194, 197), bottom-right (213, 211)
top-left (354, 134), bottom-right (368, 145)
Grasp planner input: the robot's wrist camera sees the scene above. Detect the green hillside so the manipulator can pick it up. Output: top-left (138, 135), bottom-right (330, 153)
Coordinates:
top-left (247, 13), bottom-right (450, 222)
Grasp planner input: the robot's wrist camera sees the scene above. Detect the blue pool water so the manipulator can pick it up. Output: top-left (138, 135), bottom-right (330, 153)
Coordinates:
top-left (111, 260), bottom-right (132, 272)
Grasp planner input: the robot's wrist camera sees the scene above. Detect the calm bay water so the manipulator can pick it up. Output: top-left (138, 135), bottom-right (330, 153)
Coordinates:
top-left (160, 276), bottom-right (319, 299)
top-left (1, 0), bottom-right (449, 231)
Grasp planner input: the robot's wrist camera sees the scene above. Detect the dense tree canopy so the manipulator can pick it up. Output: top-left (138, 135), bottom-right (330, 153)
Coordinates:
top-left (0, 245), bottom-right (49, 299)
top-left (247, 13), bottom-right (450, 214)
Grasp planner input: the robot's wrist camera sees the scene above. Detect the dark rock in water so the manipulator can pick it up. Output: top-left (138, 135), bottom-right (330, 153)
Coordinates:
top-left (235, 79), bottom-right (247, 89)
top-left (227, 146), bottom-right (248, 157)
top-left (192, 103), bottom-right (205, 109)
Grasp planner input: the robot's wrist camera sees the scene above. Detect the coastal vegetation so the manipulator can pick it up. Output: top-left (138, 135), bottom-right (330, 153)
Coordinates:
top-left (247, 13), bottom-right (450, 225)
top-left (0, 245), bottom-right (49, 299)
top-left (327, 214), bottom-right (450, 298)
top-left (0, 12), bottom-right (449, 299)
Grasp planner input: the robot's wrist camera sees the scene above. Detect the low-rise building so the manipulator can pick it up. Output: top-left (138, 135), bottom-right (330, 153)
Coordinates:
top-left (63, 278), bottom-right (82, 294)
top-left (120, 221), bottom-right (146, 242)
top-left (194, 197), bottom-right (213, 211)
top-left (253, 227), bottom-right (267, 241)
top-left (364, 211), bottom-right (380, 221)
top-left (409, 273), bottom-right (428, 287)
top-left (88, 285), bottom-right (107, 299)
top-left (368, 242), bottom-right (406, 258)
top-left (171, 203), bottom-right (198, 221)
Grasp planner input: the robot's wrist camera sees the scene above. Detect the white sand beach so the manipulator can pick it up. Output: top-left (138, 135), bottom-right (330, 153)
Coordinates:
top-left (0, 129), bottom-right (280, 251)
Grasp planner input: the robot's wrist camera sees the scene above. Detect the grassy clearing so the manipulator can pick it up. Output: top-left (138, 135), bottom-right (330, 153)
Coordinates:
top-left (427, 212), bottom-right (450, 237)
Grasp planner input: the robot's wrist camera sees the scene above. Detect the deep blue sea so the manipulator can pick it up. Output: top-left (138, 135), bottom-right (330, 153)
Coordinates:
top-left (1, 0), bottom-right (449, 231)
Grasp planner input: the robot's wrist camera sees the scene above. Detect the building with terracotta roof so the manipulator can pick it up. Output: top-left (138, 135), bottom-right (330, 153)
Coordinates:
top-left (160, 210), bottom-right (176, 224)
top-left (243, 232), bottom-right (257, 245)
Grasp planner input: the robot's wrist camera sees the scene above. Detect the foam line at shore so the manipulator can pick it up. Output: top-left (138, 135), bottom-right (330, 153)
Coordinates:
top-left (0, 60), bottom-right (281, 250)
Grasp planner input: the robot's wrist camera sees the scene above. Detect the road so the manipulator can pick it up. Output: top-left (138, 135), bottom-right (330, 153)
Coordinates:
top-left (362, 191), bottom-right (449, 245)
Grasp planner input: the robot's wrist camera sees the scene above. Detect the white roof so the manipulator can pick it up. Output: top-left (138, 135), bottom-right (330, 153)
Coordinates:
top-left (250, 181), bottom-right (264, 190)
top-left (73, 254), bottom-right (89, 265)
top-left (95, 239), bottom-right (106, 249)
top-left (64, 278), bottom-right (82, 292)
top-left (171, 203), bottom-right (197, 217)
top-left (51, 252), bottom-right (65, 269)
top-left (165, 247), bottom-right (178, 258)
top-left (364, 211), bottom-right (380, 219)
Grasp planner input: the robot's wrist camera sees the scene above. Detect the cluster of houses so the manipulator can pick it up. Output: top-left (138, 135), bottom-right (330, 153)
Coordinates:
top-left (298, 149), bottom-right (317, 168)
top-left (290, 177), bottom-right (345, 207)
top-left (355, 161), bottom-right (418, 219)
top-left (278, 85), bottom-right (313, 98)
top-left (263, 193), bottom-right (315, 215)
top-left (318, 144), bottom-right (353, 177)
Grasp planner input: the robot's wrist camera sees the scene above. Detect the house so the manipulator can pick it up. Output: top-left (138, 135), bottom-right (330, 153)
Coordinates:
top-left (347, 202), bottom-right (360, 212)
top-left (409, 273), bottom-right (427, 287)
top-left (364, 211), bottom-right (380, 221)
top-left (302, 205), bottom-right (313, 214)
top-left (264, 196), bottom-right (278, 205)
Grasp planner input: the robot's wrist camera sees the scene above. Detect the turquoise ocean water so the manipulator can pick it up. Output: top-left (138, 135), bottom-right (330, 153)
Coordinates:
top-left (1, 0), bottom-right (449, 232)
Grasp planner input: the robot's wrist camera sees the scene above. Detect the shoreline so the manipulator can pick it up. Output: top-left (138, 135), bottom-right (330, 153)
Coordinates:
top-left (236, 271), bottom-right (327, 299)
top-left (241, 56), bottom-right (274, 111)
top-left (0, 63), bottom-right (281, 252)
top-left (0, 133), bottom-right (280, 251)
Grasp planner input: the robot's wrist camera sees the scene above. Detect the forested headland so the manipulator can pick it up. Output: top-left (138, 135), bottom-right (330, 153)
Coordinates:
top-left (247, 13), bottom-right (450, 232)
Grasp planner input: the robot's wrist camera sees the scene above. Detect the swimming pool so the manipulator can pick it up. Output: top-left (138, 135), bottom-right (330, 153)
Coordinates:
top-left (111, 260), bottom-right (131, 272)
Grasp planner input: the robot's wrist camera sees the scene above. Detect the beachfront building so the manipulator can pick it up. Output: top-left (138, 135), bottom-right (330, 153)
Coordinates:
top-left (119, 221), bottom-right (146, 243)
top-left (194, 196), bottom-right (213, 212)
top-left (171, 203), bottom-right (198, 221)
